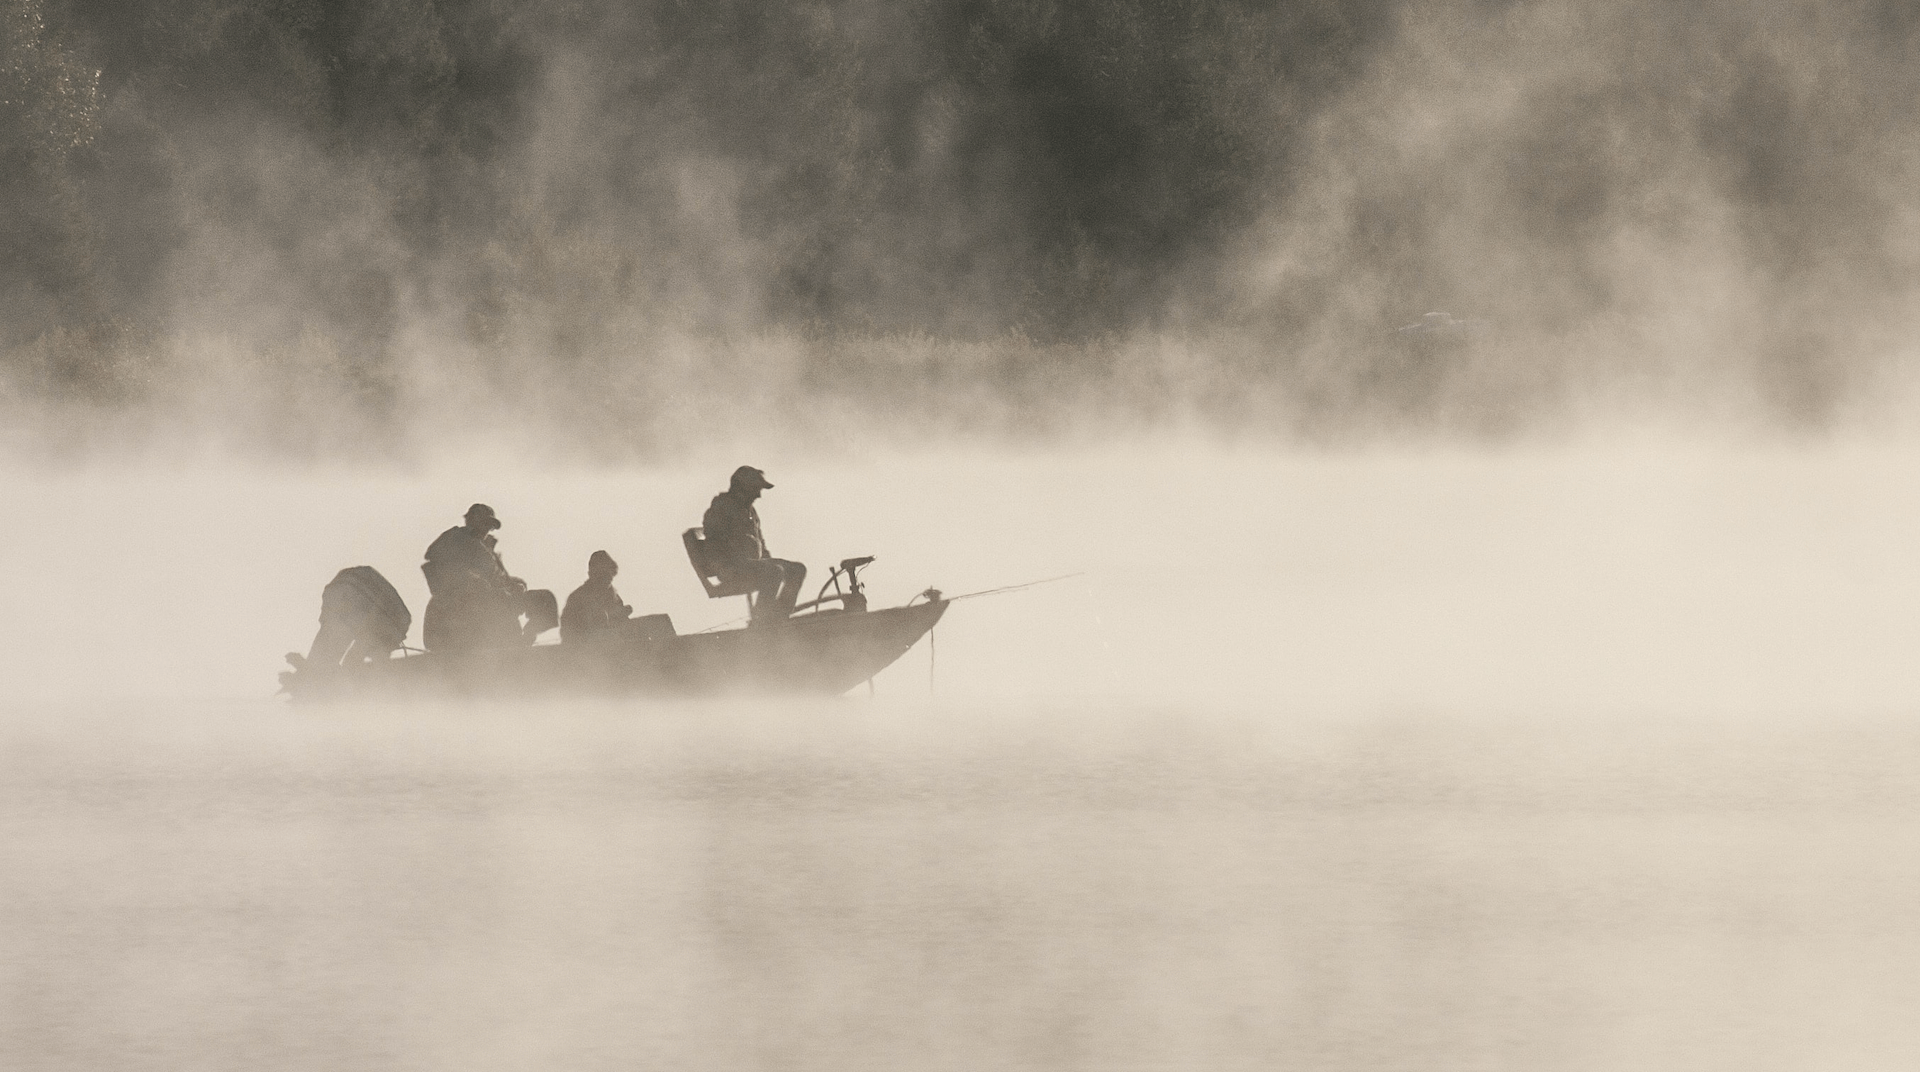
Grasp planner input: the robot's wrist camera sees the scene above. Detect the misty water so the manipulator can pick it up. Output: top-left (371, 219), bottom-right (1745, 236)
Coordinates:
top-left (8, 442), bottom-right (1920, 1070)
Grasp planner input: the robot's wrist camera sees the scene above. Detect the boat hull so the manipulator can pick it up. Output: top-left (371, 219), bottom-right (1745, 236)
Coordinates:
top-left (282, 600), bottom-right (948, 703)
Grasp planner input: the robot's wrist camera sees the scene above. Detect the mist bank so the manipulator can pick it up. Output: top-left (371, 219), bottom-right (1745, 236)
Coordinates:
top-left (7, 442), bottom-right (1920, 714)
top-left (4, 0), bottom-right (1919, 455)
top-left (11, 322), bottom-right (1920, 465)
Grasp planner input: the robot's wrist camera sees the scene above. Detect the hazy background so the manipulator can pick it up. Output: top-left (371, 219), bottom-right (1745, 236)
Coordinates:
top-left (5, 0), bottom-right (1919, 452)
top-left (8, 1), bottom-right (1920, 1068)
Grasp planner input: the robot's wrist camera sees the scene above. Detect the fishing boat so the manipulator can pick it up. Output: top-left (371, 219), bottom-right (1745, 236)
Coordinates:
top-left (279, 545), bottom-right (948, 703)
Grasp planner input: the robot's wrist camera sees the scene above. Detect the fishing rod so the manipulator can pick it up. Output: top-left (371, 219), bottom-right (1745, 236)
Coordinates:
top-left (934, 572), bottom-right (1084, 603)
top-left (907, 572), bottom-right (1082, 607)
top-left (702, 571), bottom-right (1085, 632)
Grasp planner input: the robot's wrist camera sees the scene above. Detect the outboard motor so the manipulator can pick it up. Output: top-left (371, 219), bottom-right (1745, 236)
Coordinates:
top-left (301, 566), bottom-right (412, 669)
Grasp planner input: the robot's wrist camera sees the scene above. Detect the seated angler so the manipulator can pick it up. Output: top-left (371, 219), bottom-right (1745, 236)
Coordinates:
top-left (421, 503), bottom-right (558, 653)
top-left (702, 465), bottom-right (806, 625)
top-left (561, 550), bottom-right (633, 643)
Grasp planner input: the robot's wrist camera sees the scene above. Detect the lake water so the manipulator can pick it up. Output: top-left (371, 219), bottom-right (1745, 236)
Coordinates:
top-left (5, 443), bottom-right (1920, 1068)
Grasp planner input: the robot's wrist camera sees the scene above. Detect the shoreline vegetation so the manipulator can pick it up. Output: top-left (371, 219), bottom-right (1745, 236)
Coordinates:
top-left (7, 0), bottom-right (1918, 459)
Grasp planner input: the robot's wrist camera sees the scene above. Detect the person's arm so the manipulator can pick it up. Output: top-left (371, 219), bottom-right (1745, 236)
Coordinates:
top-left (706, 498), bottom-right (759, 562)
top-left (746, 507), bottom-right (769, 560)
top-left (598, 589), bottom-right (626, 626)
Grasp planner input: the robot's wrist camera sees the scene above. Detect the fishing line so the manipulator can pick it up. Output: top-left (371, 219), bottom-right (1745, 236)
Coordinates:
top-left (700, 572), bottom-right (1082, 633)
top-left (941, 572), bottom-right (1083, 602)
top-left (920, 572), bottom-right (1082, 699)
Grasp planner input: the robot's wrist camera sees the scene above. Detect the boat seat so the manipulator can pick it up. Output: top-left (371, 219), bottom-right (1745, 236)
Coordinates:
top-left (683, 527), bottom-right (759, 604)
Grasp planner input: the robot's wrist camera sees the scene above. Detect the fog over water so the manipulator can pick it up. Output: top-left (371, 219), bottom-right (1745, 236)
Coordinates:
top-left (10, 443), bottom-right (1920, 1069)
top-left (8, 0), bottom-right (1920, 1067)
top-left (8, 442), bottom-right (1920, 711)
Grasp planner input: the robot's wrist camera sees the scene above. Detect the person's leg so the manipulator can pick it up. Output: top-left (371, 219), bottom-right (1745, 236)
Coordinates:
top-left (422, 597), bottom-right (453, 652)
top-left (771, 559), bottom-right (808, 617)
top-left (756, 562), bottom-right (788, 622)
top-left (487, 591), bottom-right (529, 647)
top-left (729, 559), bottom-right (782, 624)
top-left (427, 596), bottom-right (500, 653)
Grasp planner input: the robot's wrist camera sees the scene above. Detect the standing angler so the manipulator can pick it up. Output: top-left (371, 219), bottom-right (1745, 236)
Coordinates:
top-left (702, 466), bottom-right (807, 625)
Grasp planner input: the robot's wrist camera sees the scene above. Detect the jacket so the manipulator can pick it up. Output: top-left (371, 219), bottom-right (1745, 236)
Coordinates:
top-left (422, 526), bottom-right (517, 601)
top-left (701, 491), bottom-right (767, 566)
top-left (561, 579), bottom-right (630, 641)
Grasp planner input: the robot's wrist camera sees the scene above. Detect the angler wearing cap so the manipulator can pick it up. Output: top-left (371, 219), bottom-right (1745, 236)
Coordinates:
top-left (561, 550), bottom-right (633, 643)
top-left (702, 466), bottom-right (807, 624)
top-left (421, 503), bottom-right (558, 652)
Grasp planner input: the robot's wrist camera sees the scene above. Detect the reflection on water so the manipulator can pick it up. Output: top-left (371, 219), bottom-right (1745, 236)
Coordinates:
top-left (5, 699), bottom-right (1920, 1070)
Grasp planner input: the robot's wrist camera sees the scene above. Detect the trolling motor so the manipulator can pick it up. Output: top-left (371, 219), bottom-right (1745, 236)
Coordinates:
top-left (791, 556), bottom-right (874, 615)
